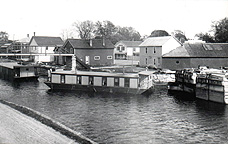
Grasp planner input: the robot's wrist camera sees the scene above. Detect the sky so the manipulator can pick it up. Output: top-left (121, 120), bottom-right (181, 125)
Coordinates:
top-left (1, 0), bottom-right (228, 40)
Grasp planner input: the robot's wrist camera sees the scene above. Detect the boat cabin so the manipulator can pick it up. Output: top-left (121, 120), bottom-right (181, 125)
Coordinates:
top-left (0, 62), bottom-right (39, 81)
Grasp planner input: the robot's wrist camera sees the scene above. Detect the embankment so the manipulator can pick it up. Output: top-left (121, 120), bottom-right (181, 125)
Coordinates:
top-left (0, 99), bottom-right (97, 144)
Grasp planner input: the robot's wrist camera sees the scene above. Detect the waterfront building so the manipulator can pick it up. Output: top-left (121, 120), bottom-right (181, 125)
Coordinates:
top-left (162, 43), bottom-right (228, 70)
top-left (114, 40), bottom-right (142, 60)
top-left (28, 36), bottom-right (64, 63)
top-left (59, 38), bottom-right (114, 66)
top-left (139, 36), bottom-right (182, 68)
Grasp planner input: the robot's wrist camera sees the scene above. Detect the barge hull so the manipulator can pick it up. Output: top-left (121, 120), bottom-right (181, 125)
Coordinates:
top-left (45, 82), bottom-right (151, 95)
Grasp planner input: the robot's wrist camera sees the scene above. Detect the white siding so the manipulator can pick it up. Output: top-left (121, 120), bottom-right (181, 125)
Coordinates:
top-left (107, 77), bottom-right (114, 87)
top-left (65, 75), bottom-right (77, 84)
top-left (130, 78), bottom-right (138, 88)
top-left (162, 38), bottom-right (181, 55)
top-left (119, 78), bottom-right (125, 87)
top-left (94, 77), bottom-right (102, 86)
top-left (52, 74), bottom-right (61, 83)
top-left (20, 67), bottom-right (35, 77)
top-left (82, 76), bottom-right (89, 85)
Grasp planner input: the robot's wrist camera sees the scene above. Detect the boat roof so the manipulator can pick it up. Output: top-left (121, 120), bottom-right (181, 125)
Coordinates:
top-left (52, 70), bottom-right (139, 78)
top-left (138, 71), bottom-right (155, 75)
top-left (0, 62), bottom-right (35, 69)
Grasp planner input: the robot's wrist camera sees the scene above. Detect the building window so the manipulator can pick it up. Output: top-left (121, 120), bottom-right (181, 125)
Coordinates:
top-left (70, 48), bottom-right (73, 53)
top-left (124, 78), bottom-right (130, 87)
top-left (107, 56), bottom-right (112, 59)
top-left (102, 77), bottom-right (107, 86)
top-left (117, 46), bottom-right (120, 51)
top-left (61, 75), bottom-right (65, 83)
top-left (158, 57), bottom-right (161, 64)
top-left (146, 47), bottom-right (148, 53)
top-left (89, 76), bottom-right (93, 85)
top-left (154, 47), bottom-right (156, 53)
top-left (94, 56), bottom-right (100, 60)
top-left (121, 47), bottom-right (125, 51)
top-left (77, 76), bottom-right (81, 84)
top-left (114, 77), bottom-right (119, 87)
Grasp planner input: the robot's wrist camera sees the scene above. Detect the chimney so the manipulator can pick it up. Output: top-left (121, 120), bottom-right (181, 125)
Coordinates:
top-left (34, 32), bottom-right (36, 36)
top-left (89, 39), bottom-right (92, 47)
top-left (102, 37), bottom-right (105, 46)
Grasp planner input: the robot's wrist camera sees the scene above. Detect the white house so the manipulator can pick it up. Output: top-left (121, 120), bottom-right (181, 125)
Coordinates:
top-left (139, 36), bottom-right (182, 68)
top-left (114, 41), bottom-right (142, 60)
top-left (28, 36), bottom-right (64, 63)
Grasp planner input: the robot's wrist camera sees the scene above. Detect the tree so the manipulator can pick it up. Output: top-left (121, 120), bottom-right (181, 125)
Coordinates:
top-left (150, 30), bottom-right (170, 37)
top-left (73, 20), bottom-right (95, 39)
top-left (94, 20), bottom-right (117, 39)
top-left (0, 31), bottom-right (9, 41)
top-left (172, 30), bottom-right (187, 43)
top-left (212, 17), bottom-right (228, 43)
top-left (110, 26), bottom-right (141, 44)
top-left (195, 32), bottom-right (215, 43)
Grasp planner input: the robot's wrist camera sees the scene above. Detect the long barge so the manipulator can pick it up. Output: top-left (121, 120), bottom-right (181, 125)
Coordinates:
top-left (168, 67), bottom-right (228, 104)
top-left (0, 62), bottom-right (39, 81)
top-left (44, 69), bottom-right (154, 95)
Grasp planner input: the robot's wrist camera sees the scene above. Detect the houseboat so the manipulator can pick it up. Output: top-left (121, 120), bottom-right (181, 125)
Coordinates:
top-left (44, 69), bottom-right (154, 95)
top-left (0, 62), bottom-right (39, 81)
top-left (196, 69), bottom-right (228, 104)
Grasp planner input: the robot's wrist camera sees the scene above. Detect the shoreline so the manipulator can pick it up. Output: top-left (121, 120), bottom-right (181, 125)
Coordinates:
top-left (0, 99), bottom-right (97, 144)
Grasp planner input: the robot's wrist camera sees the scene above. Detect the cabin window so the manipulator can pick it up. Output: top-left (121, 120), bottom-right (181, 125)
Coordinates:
top-left (107, 56), bottom-right (112, 59)
top-left (94, 56), bottom-right (100, 60)
top-left (102, 77), bottom-right (107, 86)
top-left (145, 47), bottom-right (148, 53)
top-left (145, 58), bottom-right (148, 65)
top-left (176, 61), bottom-right (180, 65)
top-left (77, 76), bottom-right (81, 84)
top-left (154, 59), bottom-right (156, 65)
top-left (114, 77), bottom-right (119, 87)
top-left (46, 46), bottom-right (48, 50)
top-left (61, 75), bottom-right (65, 83)
top-left (124, 78), bottom-right (130, 87)
top-left (154, 47), bottom-right (156, 53)
top-left (89, 76), bottom-right (93, 85)
top-left (26, 68), bottom-right (29, 71)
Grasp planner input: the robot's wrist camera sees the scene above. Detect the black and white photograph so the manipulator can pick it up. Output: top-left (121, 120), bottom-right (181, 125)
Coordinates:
top-left (0, 0), bottom-right (228, 143)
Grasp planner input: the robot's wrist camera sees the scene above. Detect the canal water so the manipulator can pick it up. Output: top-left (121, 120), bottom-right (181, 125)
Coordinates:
top-left (0, 77), bottom-right (228, 144)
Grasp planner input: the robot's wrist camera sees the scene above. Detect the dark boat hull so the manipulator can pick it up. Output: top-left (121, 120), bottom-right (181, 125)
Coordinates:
top-left (44, 82), bottom-right (153, 95)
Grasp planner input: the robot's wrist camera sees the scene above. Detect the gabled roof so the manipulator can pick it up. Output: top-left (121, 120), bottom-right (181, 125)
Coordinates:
top-left (65, 39), bottom-right (114, 49)
top-left (163, 43), bottom-right (228, 57)
top-left (139, 36), bottom-right (180, 47)
top-left (115, 41), bottom-right (142, 47)
top-left (29, 36), bottom-right (64, 47)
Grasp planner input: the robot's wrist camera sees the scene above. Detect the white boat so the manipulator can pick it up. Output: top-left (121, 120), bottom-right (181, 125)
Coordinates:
top-left (44, 69), bottom-right (154, 94)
